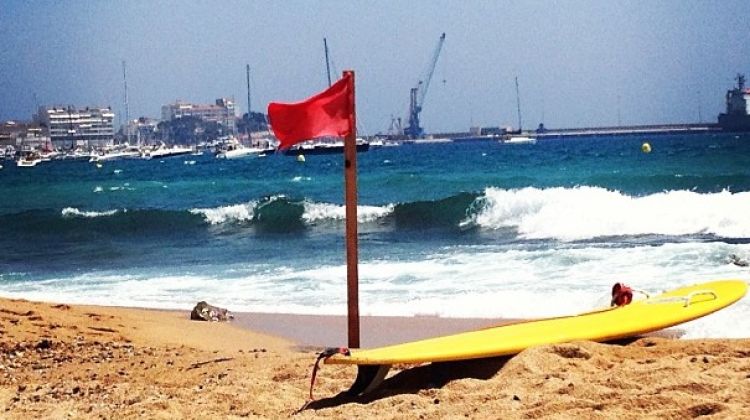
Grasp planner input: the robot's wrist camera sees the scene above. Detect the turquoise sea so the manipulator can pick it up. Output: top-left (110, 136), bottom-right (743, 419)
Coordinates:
top-left (1, 133), bottom-right (749, 338)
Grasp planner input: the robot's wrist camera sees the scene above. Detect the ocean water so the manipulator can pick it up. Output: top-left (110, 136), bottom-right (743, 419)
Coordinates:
top-left (1, 133), bottom-right (749, 338)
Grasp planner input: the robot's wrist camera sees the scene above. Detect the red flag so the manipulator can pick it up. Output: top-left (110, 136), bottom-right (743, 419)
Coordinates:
top-left (268, 73), bottom-right (353, 149)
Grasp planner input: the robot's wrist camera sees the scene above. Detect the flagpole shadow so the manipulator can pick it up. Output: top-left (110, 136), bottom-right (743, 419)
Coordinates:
top-left (301, 356), bottom-right (511, 411)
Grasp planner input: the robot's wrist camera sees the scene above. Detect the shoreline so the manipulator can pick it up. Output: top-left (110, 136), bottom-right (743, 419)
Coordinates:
top-left (233, 312), bottom-right (507, 348)
top-left (1, 296), bottom-right (748, 417)
top-left (234, 311), bottom-right (687, 348)
top-left (81, 304), bottom-right (509, 347)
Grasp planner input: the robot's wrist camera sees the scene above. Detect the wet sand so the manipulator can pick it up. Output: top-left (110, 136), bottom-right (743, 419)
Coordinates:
top-left (233, 312), bottom-right (505, 348)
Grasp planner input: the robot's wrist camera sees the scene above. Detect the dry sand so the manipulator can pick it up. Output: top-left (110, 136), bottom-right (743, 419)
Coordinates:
top-left (1, 297), bottom-right (749, 419)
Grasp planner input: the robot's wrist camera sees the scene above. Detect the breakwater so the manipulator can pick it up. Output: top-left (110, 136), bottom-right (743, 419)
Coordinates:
top-left (534, 123), bottom-right (720, 139)
top-left (387, 123), bottom-right (723, 143)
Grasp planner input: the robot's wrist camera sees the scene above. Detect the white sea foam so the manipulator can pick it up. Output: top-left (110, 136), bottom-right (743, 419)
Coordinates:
top-left (61, 207), bottom-right (119, 218)
top-left (470, 187), bottom-right (750, 241)
top-left (109, 185), bottom-right (135, 192)
top-left (302, 201), bottom-right (393, 223)
top-left (193, 196), bottom-right (394, 225)
top-left (190, 201), bottom-right (256, 224)
top-left (5, 242), bottom-right (748, 338)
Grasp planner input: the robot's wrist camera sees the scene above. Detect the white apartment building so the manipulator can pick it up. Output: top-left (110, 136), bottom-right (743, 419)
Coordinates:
top-left (35, 106), bottom-right (115, 148)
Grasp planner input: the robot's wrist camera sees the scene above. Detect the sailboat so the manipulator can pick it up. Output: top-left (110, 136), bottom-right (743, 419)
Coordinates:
top-left (503, 76), bottom-right (536, 145)
top-left (283, 38), bottom-right (370, 156)
top-left (39, 139), bottom-right (60, 161)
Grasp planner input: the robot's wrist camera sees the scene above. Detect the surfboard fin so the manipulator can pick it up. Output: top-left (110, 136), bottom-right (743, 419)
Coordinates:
top-left (347, 364), bottom-right (391, 396)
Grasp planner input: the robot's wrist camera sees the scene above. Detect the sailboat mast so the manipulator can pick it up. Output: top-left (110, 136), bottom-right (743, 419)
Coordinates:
top-left (122, 60), bottom-right (131, 145)
top-left (515, 76), bottom-right (522, 132)
top-left (246, 64), bottom-right (252, 116)
top-left (246, 64), bottom-right (252, 137)
top-left (324, 38), bottom-right (332, 87)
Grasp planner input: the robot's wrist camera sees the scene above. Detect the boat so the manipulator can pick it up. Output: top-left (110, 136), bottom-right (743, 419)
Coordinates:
top-left (89, 145), bottom-right (142, 162)
top-left (369, 138), bottom-right (402, 148)
top-left (61, 147), bottom-right (92, 160)
top-left (499, 76), bottom-right (536, 145)
top-left (3, 146), bottom-right (16, 160)
top-left (141, 143), bottom-right (193, 160)
top-left (503, 135), bottom-right (537, 144)
top-left (215, 140), bottom-right (268, 159)
top-left (282, 138), bottom-right (370, 156)
top-left (280, 41), bottom-right (371, 157)
top-left (16, 152), bottom-right (42, 167)
top-left (36, 139), bottom-right (60, 161)
top-left (38, 148), bottom-right (60, 161)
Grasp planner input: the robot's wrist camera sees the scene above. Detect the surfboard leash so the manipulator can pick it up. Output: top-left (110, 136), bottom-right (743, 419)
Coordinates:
top-left (294, 347), bottom-right (351, 414)
top-left (308, 347), bottom-right (350, 400)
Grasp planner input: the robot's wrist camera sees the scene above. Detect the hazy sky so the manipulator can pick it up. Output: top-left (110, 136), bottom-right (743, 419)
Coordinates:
top-left (1, 1), bottom-right (748, 134)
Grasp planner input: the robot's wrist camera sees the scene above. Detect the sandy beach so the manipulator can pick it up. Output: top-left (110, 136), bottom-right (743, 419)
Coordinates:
top-left (1, 297), bottom-right (749, 419)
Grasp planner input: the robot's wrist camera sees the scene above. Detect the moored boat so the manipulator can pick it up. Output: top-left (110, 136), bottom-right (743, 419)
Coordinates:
top-left (17, 152), bottom-right (42, 167)
top-left (141, 144), bottom-right (193, 160)
top-left (3, 146), bottom-right (16, 160)
top-left (368, 139), bottom-right (402, 148)
top-left (39, 149), bottom-right (60, 161)
top-left (282, 138), bottom-right (370, 156)
top-left (502, 135), bottom-right (537, 144)
top-left (215, 139), bottom-right (268, 159)
top-left (61, 148), bottom-right (92, 160)
top-left (89, 145), bottom-right (142, 162)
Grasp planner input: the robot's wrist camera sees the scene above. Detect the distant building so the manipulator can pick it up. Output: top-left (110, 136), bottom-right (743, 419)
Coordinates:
top-left (35, 106), bottom-right (115, 148)
top-left (0, 122), bottom-right (16, 148)
top-left (161, 98), bottom-right (236, 133)
top-left (718, 74), bottom-right (750, 131)
top-left (0, 121), bottom-right (50, 150)
top-left (122, 117), bottom-right (160, 145)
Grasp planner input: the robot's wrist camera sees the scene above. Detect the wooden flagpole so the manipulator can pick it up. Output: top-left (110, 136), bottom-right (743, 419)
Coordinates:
top-left (343, 70), bottom-right (360, 348)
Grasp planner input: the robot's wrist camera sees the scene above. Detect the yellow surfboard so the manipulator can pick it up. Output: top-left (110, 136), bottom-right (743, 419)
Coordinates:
top-left (325, 280), bottom-right (746, 394)
top-left (329, 280), bottom-right (746, 366)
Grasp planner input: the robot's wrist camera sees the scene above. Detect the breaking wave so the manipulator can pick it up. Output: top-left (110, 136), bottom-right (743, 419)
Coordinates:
top-left (2, 188), bottom-right (748, 240)
top-left (62, 207), bottom-right (120, 218)
top-left (467, 186), bottom-right (750, 241)
top-left (190, 202), bottom-right (257, 224)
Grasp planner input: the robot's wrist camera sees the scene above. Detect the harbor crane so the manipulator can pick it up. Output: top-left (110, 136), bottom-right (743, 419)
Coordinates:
top-left (404, 33), bottom-right (446, 138)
